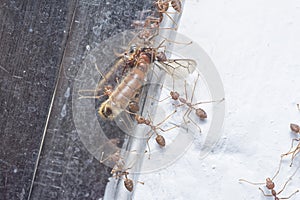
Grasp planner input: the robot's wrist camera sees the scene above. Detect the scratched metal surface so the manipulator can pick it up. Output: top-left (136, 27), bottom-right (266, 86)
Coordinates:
top-left (0, 0), bottom-right (151, 199)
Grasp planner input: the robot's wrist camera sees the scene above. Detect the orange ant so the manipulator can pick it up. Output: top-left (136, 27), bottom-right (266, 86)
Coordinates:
top-left (239, 160), bottom-right (300, 200)
top-left (114, 170), bottom-right (135, 192)
top-left (110, 158), bottom-right (144, 192)
top-left (100, 151), bottom-right (135, 192)
top-left (158, 73), bottom-right (224, 132)
top-left (128, 110), bottom-right (178, 158)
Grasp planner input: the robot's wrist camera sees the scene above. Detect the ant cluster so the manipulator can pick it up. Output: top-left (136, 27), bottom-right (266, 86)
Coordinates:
top-left (239, 104), bottom-right (300, 199)
top-left (78, 0), bottom-right (221, 193)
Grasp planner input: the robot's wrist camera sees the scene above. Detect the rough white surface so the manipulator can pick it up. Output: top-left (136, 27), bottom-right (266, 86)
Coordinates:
top-left (134, 1), bottom-right (300, 199)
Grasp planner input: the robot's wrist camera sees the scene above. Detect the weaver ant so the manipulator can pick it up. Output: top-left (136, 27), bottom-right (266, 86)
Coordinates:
top-left (239, 160), bottom-right (300, 200)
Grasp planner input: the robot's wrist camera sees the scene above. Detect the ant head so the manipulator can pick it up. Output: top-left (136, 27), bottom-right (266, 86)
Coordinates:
top-left (155, 0), bottom-right (169, 12)
top-left (170, 91), bottom-right (179, 100)
top-left (290, 123), bottom-right (300, 133)
top-left (144, 119), bottom-right (151, 125)
top-left (265, 178), bottom-right (275, 190)
top-left (135, 115), bottom-right (145, 124)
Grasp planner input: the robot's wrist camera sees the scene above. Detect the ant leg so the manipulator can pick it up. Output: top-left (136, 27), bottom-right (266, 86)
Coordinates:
top-left (238, 179), bottom-right (265, 185)
top-left (100, 151), bottom-right (122, 164)
top-left (78, 88), bottom-right (103, 94)
top-left (282, 139), bottom-right (300, 166)
top-left (283, 139), bottom-right (300, 156)
top-left (191, 98), bottom-right (225, 107)
top-left (258, 188), bottom-right (272, 197)
top-left (184, 80), bottom-right (188, 101)
top-left (158, 35), bottom-right (192, 45)
top-left (290, 146), bottom-right (300, 166)
top-left (280, 190), bottom-right (299, 199)
top-left (157, 124), bottom-right (179, 132)
top-left (78, 94), bottom-right (103, 99)
top-left (148, 95), bottom-right (170, 103)
top-left (155, 110), bottom-right (177, 127)
top-left (146, 131), bottom-right (155, 159)
top-left (182, 108), bottom-right (192, 127)
top-left (137, 181), bottom-right (145, 185)
top-left (272, 156), bottom-right (283, 180)
top-left (190, 73), bottom-right (200, 103)
top-left (187, 110), bottom-right (202, 132)
top-left (277, 165), bottom-right (300, 195)
top-left (163, 12), bottom-right (178, 30)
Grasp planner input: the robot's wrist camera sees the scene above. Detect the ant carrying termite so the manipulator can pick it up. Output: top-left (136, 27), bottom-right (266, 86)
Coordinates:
top-left (290, 123), bottom-right (300, 133)
top-left (239, 159), bottom-right (300, 200)
top-left (98, 39), bottom-right (195, 120)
